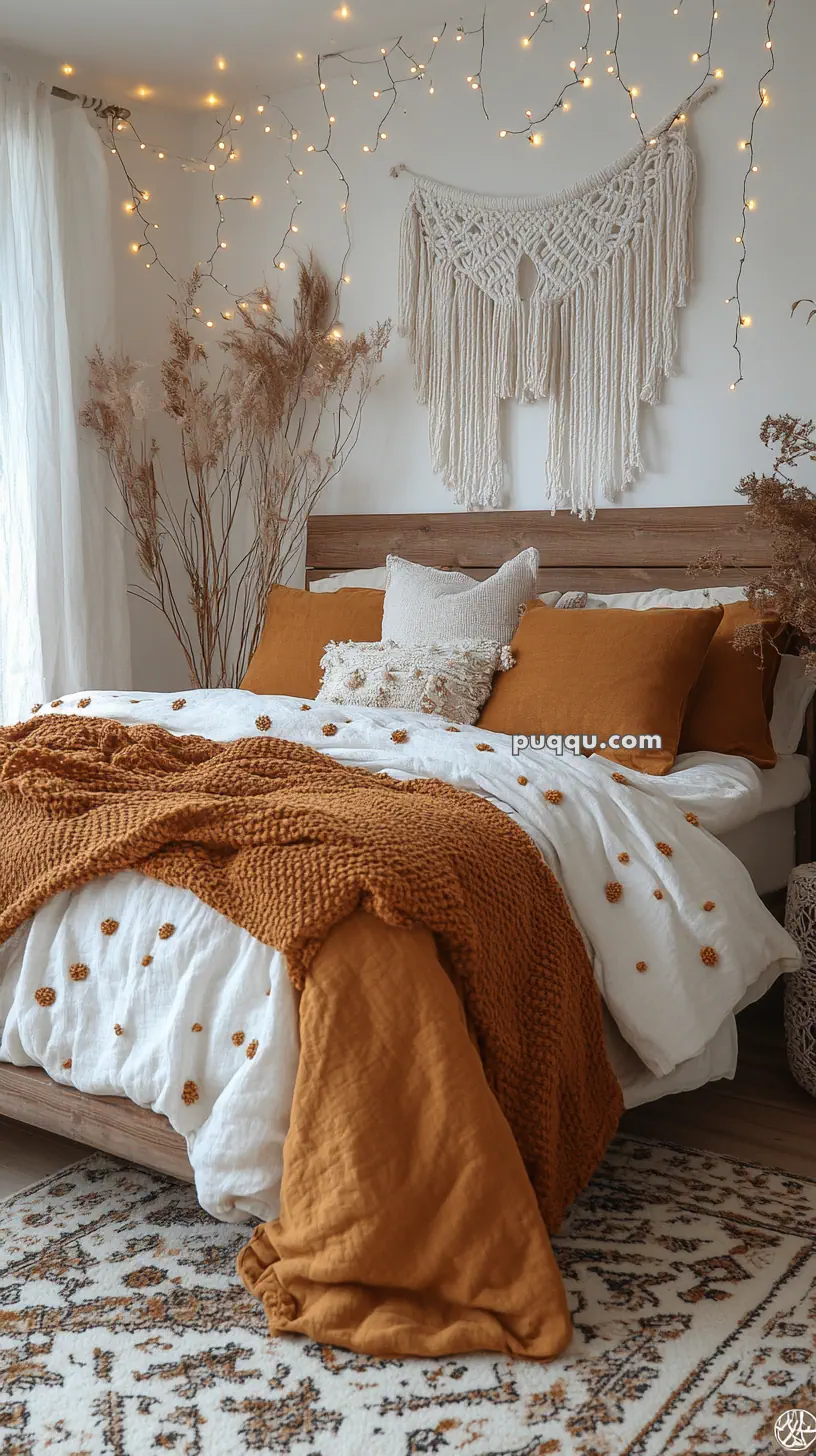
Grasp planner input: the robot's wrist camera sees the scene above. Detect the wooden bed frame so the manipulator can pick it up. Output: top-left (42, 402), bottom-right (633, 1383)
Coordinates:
top-left (1, 504), bottom-right (811, 1184)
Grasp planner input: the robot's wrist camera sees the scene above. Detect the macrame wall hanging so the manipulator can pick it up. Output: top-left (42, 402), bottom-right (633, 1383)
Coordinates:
top-left (398, 119), bottom-right (698, 517)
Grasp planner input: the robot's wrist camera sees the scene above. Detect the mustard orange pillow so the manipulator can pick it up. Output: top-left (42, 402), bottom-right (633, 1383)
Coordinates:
top-left (679, 601), bottom-right (781, 767)
top-left (477, 601), bottom-right (723, 775)
top-left (241, 585), bottom-right (384, 700)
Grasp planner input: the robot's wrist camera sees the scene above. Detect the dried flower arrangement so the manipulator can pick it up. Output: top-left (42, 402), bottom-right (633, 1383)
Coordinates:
top-left (691, 413), bottom-right (816, 674)
top-left (81, 258), bottom-right (390, 687)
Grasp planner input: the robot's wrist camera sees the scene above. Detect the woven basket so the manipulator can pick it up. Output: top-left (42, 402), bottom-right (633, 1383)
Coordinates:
top-left (784, 863), bottom-right (816, 1098)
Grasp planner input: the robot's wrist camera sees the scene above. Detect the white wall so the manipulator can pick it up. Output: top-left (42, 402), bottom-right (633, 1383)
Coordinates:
top-left (15, 2), bottom-right (810, 685)
top-left (177, 0), bottom-right (815, 526)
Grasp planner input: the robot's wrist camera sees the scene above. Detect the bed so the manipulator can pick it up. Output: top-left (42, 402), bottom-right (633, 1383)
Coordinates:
top-left (0, 503), bottom-right (810, 1356)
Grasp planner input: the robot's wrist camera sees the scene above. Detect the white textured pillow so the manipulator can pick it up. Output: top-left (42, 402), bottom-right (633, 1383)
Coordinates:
top-left (309, 568), bottom-right (387, 593)
top-left (771, 655), bottom-right (816, 756)
top-left (381, 549), bottom-right (538, 645)
top-left (316, 639), bottom-right (513, 724)
top-left (566, 586), bottom-right (748, 611)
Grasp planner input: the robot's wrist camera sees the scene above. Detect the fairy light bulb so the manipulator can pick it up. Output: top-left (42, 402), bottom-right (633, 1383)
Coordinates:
top-left (123, 201), bottom-right (135, 214)
top-left (129, 242), bottom-right (141, 254)
top-left (60, 63), bottom-right (75, 75)
top-left (581, 76), bottom-right (592, 86)
top-left (373, 89), bottom-right (380, 98)
top-left (264, 125), bottom-right (271, 132)
top-left (234, 114), bottom-right (243, 123)
top-left (380, 131), bottom-right (388, 139)
top-left (291, 129), bottom-right (299, 140)
top-left (740, 315), bottom-right (752, 327)
top-left (433, 34), bottom-right (440, 42)
top-left (765, 38), bottom-right (773, 48)
top-left (630, 86), bottom-right (639, 97)
top-left (251, 195), bottom-right (260, 205)
top-left (569, 59), bottom-right (577, 70)
top-left (362, 144), bottom-right (371, 153)
top-left (277, 260), bottom-right (286, 270)
top-left (607, 66), bottom-right (614, 73)
top-left (471, 81), bottom-right (480, 90)
top-left (206, 320), bottom-right (214, 328)
top-left (222, 311), bottom-right (233, 320)
top-left (713, 68), bottom-right (724, 78)
top-left (522, 37), bottom-right (531, 47)
top-left (291, 223), bottom-right (299, 232)
top-left (306, 144), bottom-right (315, 153)
top-left (217, 192), bottom-right (225, 200)
top-left (216, 57), bottom-right (227, 71)
top-left (529, 132), bottom-right (543, 146)
top-left (218, 141), bottom-right (226, 149)
top-left (343, 274), bottom-right (351, 283)
top-left (329, 114), bottom-right (336, 124)
top-left (208, 163), bottom-right (216, 172)
top-left (220, 240), bottom-right (227, 249)
top-left (320, 81), bottom-right (327, 91)
top-left (751, 164), bottom-right (759, 173)
top-left (193, 306), bottom-right (201, 315)
top-left (257, 104), bottom-right (264, 114)
top-left (734, 234), bottom-right (743, 244)
top-left (738, 140), bottom-right (748, 150)
top-left (157, 152), bottom-right (165, 160)
top-left (499, 129), bottom-right (508, 137)
top-left (691, 52), bottom-right (700, 62)
top-left (746, 199), bottom-right (757, 210)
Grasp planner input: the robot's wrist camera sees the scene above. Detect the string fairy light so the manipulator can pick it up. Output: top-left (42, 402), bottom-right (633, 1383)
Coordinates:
top-left (727, 0), bottom-right (776, 391)
top-left (92, 0), bottom-right (773, 392)
top-left (499, 2), bottom-right (594, 143)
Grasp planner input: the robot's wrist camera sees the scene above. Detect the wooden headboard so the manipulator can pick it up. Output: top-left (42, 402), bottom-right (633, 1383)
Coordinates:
top-left (305, 505), bottom-right (770, 595)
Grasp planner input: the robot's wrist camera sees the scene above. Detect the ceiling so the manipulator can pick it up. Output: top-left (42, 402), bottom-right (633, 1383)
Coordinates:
top-left (0, 0), bottom-right (472, 110)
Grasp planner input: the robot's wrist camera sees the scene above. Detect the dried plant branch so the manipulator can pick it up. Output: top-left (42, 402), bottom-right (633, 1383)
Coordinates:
top-left (695, 414), bottom-right (816, 677)
top-left (82, 257), bottom-right (390, 687)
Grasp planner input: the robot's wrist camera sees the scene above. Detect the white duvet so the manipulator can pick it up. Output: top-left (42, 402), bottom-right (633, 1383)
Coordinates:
top-left (0, 690), bottom-right (799, 1222)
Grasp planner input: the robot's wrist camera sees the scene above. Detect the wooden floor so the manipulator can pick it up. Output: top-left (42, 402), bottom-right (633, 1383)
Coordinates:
top-left (1, 988), bottom-right (814, 1202)
top-left (622, 984), bottom-right (816, 1178)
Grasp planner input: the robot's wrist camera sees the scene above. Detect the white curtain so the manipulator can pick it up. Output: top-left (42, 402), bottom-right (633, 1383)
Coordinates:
top-left (0, 72), bottom-right (131, 723)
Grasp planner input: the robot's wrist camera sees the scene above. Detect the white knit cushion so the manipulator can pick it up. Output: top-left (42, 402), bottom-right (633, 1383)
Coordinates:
top-left (316, 639), bottom-right (514, 724)
top-left (381, 549), bottom-right (539, 645)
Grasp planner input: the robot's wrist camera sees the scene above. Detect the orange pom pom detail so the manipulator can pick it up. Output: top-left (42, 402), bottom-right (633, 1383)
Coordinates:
top-left (172, 699), bottom-right (186, 711)
top-left (605, 882), bottom-right (623, 903)
top-left (322, 723), bottom-right (338, 737)
top-left (685, 812), bottom-right (700, 825)
top-left (181, 1080), bottom-right (199, 1106)
top-left (543, 790), bottom-right (563, 805)
top-left (612, 773), bottom-right (630, 785)
top-left (517, 776), bottom-right (528, 786)
top-left (246, 1039), bottom-right (259, 1060)
top-left (700, 946), bottom-right (719, 967)
top-left (656, 842), bottom-right (673, 858)
top-left (391, 729), bottom-right (409, 744)
top-left (703, 900), bottom-right (716, 912)
top-left (653, 889), bottom-right (664, 900)
top-left (618, 852), bottom-right (630, 864)
top-left (255, 715), bottom-right (271, 732)
top-left (636, 961), bottom-right (648, 973)
top-left (35, 987), bottom-right (56, 1007)
top-left (69, 964), bottom-right (89, 982)
top-left (100, 919), bottom-right (119, 936)
top-left (158, 923), bottom-right (175, 940)
top-left (475, 743), bottom-right (494, 753)
top-left (232, 1031), bottom-right (245, 1047)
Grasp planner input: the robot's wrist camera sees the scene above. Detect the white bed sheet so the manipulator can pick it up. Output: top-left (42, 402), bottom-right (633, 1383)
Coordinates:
top-left (0, 691), bottom-right (801, 1223)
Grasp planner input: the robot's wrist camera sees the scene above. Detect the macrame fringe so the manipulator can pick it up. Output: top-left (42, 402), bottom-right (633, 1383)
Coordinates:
top-left (398, 127), bottom-right (697, 518)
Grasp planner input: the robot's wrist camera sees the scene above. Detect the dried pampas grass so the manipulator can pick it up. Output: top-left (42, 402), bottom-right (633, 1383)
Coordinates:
top-left (82, 258), bottom-right (390, 687)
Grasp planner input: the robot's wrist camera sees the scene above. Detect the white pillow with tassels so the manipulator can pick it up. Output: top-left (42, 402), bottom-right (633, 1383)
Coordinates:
top-left (316, 640), bottom-right (514, 724)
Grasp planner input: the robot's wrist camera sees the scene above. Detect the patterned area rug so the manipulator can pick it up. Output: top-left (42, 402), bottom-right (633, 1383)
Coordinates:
top-left (1, 1137), bottom-right (814, 1456)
